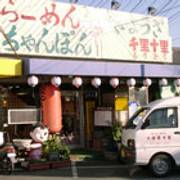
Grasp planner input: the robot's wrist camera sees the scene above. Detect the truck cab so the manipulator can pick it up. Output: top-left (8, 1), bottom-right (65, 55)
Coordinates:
top-left (121, 96), bottom-right (180, 177)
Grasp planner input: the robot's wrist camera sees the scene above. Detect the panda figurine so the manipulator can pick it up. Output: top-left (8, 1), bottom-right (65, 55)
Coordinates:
top-left (28, 123), bottom-right (49, 160)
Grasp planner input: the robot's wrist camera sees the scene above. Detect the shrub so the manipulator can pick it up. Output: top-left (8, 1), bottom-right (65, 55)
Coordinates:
top-left (112, 122), bottom-right (122, 143)
top-left (43, 134), bottom-right (70, 160)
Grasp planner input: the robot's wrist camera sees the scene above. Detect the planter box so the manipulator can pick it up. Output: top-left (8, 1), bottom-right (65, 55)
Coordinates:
top-left (28, 162), bottom-right (50, 170)
top-left (26, 160), bottom-right (71, 170)
top-left (48, 152), bottom-right (59, 161)
top-left (50, 160), bottom-right (71, 169)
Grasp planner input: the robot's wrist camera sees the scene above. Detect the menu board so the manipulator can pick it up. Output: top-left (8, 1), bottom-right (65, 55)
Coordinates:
top-left (94, 110), bottom-right (112, 126)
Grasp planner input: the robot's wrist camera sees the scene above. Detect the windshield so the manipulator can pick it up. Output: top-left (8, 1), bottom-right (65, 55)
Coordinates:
top-left (125, 107), bottom-right (149, 129)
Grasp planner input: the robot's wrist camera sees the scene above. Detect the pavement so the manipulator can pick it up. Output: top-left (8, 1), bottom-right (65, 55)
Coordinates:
top-left (1, 153), bottom-right (180, 179)
top-left (0, 150), bottom-right (148, 179)
top-left (8, 159), bottom-right (140, 178)
top-left (3, 159), bottom-right (180, 179)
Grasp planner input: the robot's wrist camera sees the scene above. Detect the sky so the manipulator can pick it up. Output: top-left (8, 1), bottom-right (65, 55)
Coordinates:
top-left (58, 0), bottom-right (180, 47)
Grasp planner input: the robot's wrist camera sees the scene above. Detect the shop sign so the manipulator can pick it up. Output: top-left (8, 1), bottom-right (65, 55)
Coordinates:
top-left (0, 0), bottom-right (172, 63)
top-left (160, 81), bottom-right (176, 99)
top-left (94, 108), bottom-right (112, 126)
top-left (0, 57), bottom-right (22, 76)
top-left (115, 97), bottom-right (128, 111)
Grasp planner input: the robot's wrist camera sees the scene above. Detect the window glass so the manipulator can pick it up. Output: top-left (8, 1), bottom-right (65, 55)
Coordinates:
top-left (142, 107), bottom-right (178, 129)
top-left (125, 107), bottom-right (149, 129)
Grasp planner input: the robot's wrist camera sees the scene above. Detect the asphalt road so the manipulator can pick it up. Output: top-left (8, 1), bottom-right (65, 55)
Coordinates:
top-left (1, 161), bottom-right (180, 180)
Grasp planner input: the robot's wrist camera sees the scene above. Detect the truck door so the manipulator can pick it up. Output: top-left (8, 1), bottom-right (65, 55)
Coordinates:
top-left (136, 106), bottom-right (180, 165)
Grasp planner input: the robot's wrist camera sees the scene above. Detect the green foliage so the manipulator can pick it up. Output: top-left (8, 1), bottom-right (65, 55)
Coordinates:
top-left (43, 134), bottom-right (70, 160)
top-left (112, 122), bottom-right (122, 142)
top-left (70, 148), bottom-right (104, 161)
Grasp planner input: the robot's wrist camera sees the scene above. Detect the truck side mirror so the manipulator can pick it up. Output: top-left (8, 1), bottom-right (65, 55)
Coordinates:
top-left (141, 119), bottom-right (150, 129)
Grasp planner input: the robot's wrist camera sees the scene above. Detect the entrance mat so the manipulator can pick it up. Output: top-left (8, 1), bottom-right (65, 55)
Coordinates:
top-left (70, 148), bottom-right (104, 161)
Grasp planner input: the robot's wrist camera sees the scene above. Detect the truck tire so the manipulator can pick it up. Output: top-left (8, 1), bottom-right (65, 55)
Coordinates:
top-left (150, 154), bottom-right (172, 177)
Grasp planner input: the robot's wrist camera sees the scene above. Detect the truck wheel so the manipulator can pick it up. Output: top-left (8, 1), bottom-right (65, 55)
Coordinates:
top-left (150, 154), bottom-right (172, 177)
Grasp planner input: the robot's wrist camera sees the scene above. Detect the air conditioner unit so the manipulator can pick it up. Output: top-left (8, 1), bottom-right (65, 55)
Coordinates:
top-left (8, 108), bottom-right (40, 124)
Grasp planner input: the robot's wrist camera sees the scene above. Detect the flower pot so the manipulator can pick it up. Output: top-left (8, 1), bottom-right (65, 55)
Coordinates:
top-left (48, 152), bottom-right (59, 161)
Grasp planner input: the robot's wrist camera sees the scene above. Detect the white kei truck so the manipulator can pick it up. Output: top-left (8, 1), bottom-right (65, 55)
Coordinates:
top-left (121, 96), bottom-right (180, 177)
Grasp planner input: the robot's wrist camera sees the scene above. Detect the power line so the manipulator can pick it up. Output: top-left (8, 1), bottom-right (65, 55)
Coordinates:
top-left (121, 0), bottom-right (131, 10)
top-left (117, 0), bottom-right (124, 9)
top-left (151, 1), bottom-right (180, 25)
top-left (99, 0), bottom-right (109, 8)
top-left (130, 0), bottom-right (144, 12)
top-left (95, 0), bottom-right (107, 8)
top-left (87, 0), bottom-right (96, 7)
top-left (157, 0), bottom-right (177, 15)
top-left (149, 0), bottom-right (158, 7)
top-left (0, 26), bottom-right (20, 59)
top-left (129, 0), bottom-right (157, 15)
top-left (159, 2), bottom-right (180, 14)
top-left (88, 0), bottom-right (108, 9)
top-left (156, 0), bottom-right (172, 14)
top-left (168, 9), bottom-right (180, 23)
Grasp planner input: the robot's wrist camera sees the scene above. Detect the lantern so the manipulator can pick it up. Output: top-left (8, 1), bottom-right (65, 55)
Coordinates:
top-left (174, 78), bottom-right (180, 87)
top-left (91, 77), bottom-right (101, 88)
top-left (127, 78), bottom-right (136, 87)
top-left (51, 76), bottom-right (61, 87)
top-left (143, 78), bottom-right (152, 87)
top-left (27, 75), bottom-right (39, 87)
top-left (159, 78), bottom-right (168, 86)
top-left (72, 77), bottom-right (83, 88)
top-left (41, 84), bottom-right (62, 133)
top-left (109, 78), bottom-right (119, 88)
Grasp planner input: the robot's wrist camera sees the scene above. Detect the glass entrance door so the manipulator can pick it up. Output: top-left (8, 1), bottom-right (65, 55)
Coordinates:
top-left (61, 91), bottom-right (81, 147)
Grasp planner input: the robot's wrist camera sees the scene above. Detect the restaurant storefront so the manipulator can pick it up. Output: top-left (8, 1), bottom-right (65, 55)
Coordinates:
top-left (0, 0), bottom-right (179, 148)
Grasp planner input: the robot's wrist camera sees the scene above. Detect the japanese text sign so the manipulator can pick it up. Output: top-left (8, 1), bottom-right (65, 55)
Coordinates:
top-left (0, 0), bottom-right (172, 63)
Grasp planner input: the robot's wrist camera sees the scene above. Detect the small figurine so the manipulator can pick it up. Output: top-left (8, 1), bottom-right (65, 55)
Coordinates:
top-left (28, 123), bottom-right (49, 160)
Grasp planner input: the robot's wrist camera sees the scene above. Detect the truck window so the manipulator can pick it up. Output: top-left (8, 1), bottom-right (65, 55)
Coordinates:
top-left (142, 107), bottom-right (178, 129)
top-left (125, 107), bottom-right (149, 129)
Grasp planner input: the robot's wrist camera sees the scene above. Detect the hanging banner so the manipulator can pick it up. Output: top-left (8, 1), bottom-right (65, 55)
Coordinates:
top-left (0, 0), bottom-right (172, 63)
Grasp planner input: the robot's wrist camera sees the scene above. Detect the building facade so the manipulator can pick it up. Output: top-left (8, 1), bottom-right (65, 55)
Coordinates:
top-left (0, 0), bottom-right (180, 149)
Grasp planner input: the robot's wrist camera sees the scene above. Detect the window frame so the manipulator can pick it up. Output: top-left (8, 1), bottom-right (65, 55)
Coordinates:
top-left (141, 106), bottom-right (178, 129)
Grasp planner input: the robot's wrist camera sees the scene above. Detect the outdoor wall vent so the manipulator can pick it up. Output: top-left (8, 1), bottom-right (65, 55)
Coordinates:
top-left (8, 108), bottom-right (40, 124)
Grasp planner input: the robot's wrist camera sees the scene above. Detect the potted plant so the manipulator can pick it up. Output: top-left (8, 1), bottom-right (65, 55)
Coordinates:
top-left (43, 134), bottom-right (70, 161)
top-left (112, 121), bottom-right (122, 150)
top-left (102, 126), bottom-right (120, 161)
